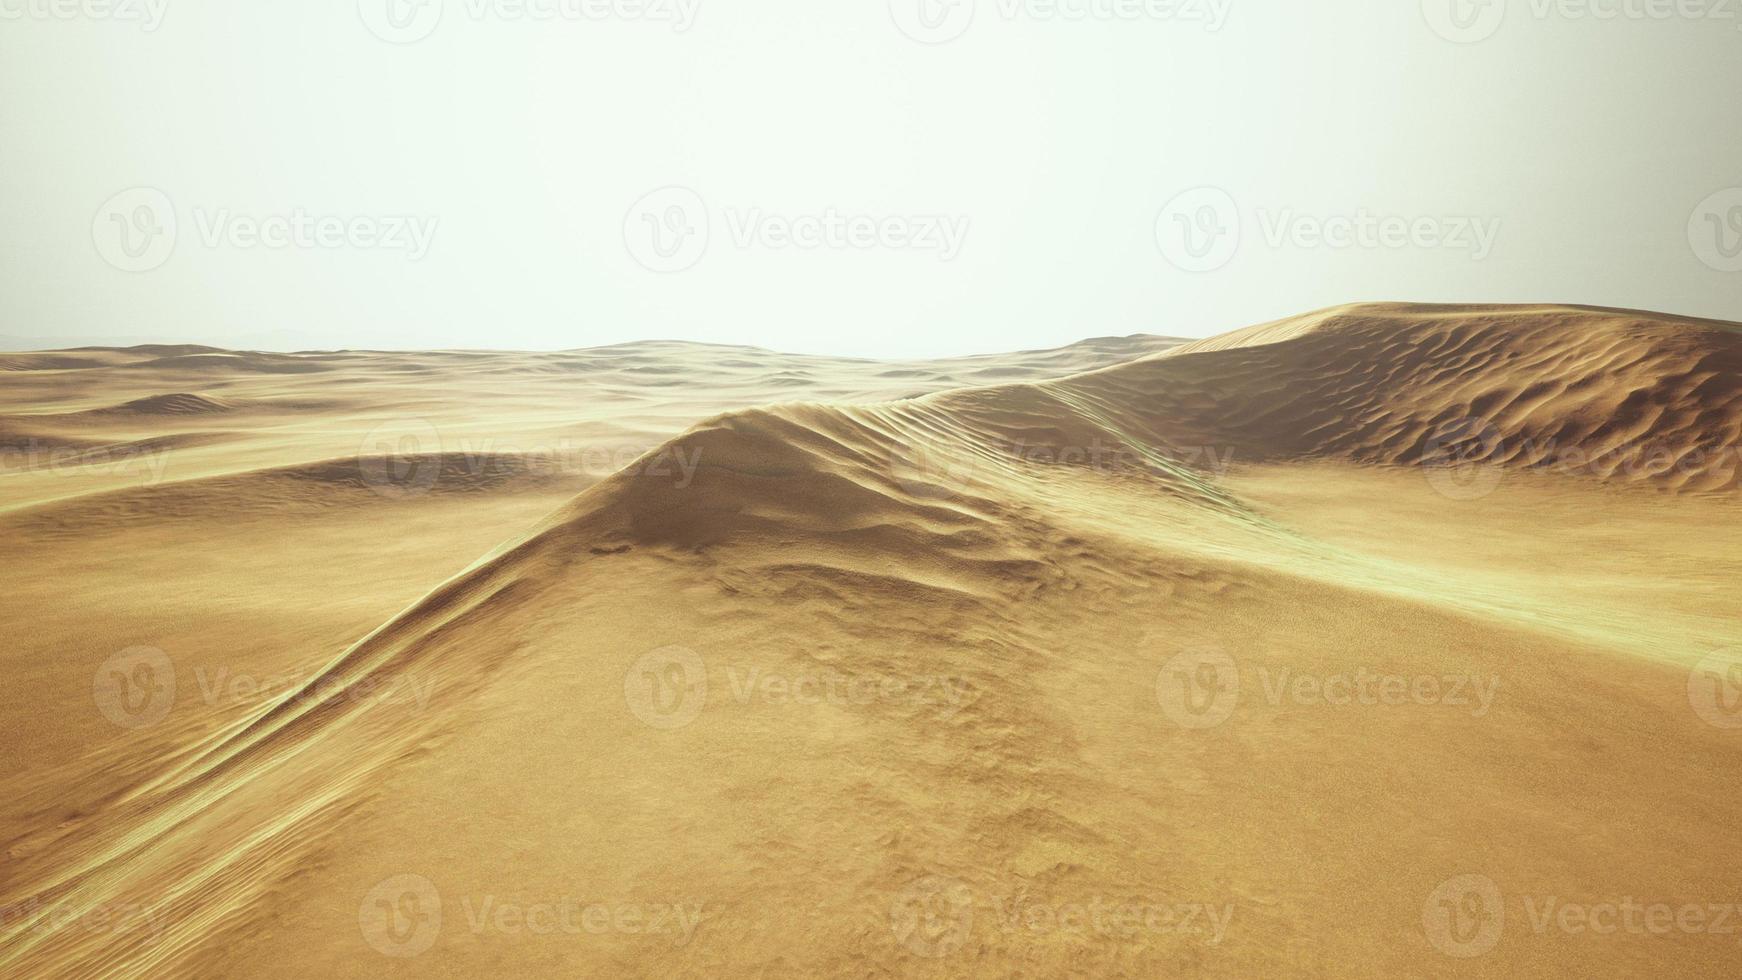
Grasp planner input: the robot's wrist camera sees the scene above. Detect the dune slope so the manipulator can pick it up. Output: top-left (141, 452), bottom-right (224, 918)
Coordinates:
top-left (2, 305), bottom-right (1739, 978)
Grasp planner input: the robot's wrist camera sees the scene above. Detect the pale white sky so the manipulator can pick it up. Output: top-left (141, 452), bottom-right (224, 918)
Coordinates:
top-left (2, 0), bottom-right (1739, 356)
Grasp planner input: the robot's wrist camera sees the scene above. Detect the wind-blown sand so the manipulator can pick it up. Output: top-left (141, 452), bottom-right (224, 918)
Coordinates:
top-left (1, 304), bottom-right (1738, 977)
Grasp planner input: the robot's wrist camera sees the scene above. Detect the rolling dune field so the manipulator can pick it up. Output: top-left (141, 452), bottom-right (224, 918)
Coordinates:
top-left (2, 304), bottom-right (1739, 978)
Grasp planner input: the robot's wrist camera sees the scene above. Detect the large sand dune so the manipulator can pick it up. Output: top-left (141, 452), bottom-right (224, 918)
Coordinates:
top-left (1, 305), bottom-right (1738, 977)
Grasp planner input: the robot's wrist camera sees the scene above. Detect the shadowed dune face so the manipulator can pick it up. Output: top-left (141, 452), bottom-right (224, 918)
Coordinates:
top-left (1, 306), bottom-right (1739, 978)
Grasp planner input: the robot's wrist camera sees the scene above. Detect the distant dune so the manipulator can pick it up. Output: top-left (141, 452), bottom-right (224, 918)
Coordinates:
top-left (1, 306), bottom-right (1737, 978)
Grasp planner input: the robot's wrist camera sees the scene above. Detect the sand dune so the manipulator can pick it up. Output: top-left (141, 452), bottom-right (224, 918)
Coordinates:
top-left (1, 306), bottom-right (1738, 977)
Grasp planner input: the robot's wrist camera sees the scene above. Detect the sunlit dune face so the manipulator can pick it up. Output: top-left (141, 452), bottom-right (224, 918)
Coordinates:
top-left (1, 305), bottom-right (1739, 978)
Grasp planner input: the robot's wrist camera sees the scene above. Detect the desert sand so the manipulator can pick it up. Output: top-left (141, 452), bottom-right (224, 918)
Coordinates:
top-left (1, 303), bottom-right (1739, 977)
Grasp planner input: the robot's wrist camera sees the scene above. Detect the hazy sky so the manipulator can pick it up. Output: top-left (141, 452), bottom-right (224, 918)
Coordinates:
top-left (2, 0), bottom-right (1740, 356)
